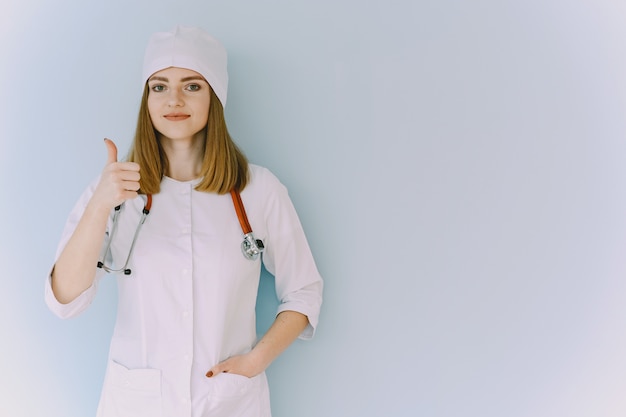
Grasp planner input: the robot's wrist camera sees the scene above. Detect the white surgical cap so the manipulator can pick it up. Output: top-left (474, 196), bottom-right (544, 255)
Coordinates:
top-left (142, 26), bottom-right (229, 107)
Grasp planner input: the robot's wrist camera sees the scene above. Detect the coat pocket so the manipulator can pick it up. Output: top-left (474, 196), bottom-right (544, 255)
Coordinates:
top-left (100, 360), bottom-right (163, 417)
top-left (200, 372), bottom-right (271, 416)
top-left (210, 372), bottom-right (260, 398)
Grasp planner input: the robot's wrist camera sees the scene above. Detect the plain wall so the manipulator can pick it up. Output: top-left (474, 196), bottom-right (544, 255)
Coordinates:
top-left (3, 0), bottom-right (626, 416)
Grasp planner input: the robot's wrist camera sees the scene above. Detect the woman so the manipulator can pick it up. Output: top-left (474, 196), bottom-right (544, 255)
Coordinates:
top-left (45, 26), bottom-right (323, 417)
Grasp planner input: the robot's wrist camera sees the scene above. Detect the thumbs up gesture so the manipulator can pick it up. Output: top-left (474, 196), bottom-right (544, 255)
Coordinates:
top-left (91, 138), bottom-right (141, 211)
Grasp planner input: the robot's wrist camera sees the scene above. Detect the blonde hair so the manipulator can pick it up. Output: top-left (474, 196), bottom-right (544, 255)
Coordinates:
top-left (127, 85), bottom-right (249, 195)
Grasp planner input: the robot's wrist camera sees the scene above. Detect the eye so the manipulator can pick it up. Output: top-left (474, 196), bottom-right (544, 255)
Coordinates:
top-left (150, 84), bottom-right (166, 92)
top-left (186, 83), bottom-right (201, 92)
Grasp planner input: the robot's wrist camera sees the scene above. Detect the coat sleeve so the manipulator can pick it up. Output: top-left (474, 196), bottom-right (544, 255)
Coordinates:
top-left (45, 178), bottom-right (111, 319)
top-left (258, 168), bottom-right (323, 340)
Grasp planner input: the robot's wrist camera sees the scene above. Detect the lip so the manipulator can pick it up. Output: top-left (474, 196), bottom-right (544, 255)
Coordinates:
top-left (164, 113), bottom-right (191, 121)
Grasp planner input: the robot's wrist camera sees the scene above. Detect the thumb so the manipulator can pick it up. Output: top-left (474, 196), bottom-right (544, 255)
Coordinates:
top-left (206, 360), bottom-right (229, 378)
top-left (206, 365), bottom-right (220, 378)
top-left (103, 138), bottom-right (118, 165)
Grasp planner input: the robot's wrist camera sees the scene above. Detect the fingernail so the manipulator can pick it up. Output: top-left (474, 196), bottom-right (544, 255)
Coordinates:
top-left (206, 371), bottom-right (213, 378)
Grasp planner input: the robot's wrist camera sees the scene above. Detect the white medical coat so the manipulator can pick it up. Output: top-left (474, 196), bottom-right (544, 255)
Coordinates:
top-left (45, 164), bottom-right (323, 417)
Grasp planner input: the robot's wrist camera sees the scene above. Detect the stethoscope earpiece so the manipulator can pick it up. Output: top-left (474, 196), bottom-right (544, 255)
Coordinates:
top-left (97, 195), bottom-right (152, 276)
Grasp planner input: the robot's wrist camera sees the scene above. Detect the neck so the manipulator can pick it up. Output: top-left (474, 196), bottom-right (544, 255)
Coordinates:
top-left (159, 132), bottom-right (205, 181)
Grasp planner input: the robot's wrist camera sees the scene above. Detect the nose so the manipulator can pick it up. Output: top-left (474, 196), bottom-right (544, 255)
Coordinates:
top-left (167, 89), bottom-right (184, 107)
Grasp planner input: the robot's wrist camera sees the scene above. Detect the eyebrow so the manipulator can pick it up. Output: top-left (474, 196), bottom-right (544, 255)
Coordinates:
top-left (148, 75), bottom-right (206, 83)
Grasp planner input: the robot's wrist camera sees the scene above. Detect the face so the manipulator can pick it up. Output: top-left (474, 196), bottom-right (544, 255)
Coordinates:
top-left (147, 67), bottom-right (211, 143)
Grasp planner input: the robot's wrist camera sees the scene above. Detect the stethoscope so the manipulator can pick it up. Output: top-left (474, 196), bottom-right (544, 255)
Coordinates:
top-left (97, 190), bottom-right (265, 275)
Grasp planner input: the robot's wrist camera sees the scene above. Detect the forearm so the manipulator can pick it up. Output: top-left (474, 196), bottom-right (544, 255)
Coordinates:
top-left (250, 310), bottom-right (309, 370)
top-left (51, 201), bottom-right (110, 304)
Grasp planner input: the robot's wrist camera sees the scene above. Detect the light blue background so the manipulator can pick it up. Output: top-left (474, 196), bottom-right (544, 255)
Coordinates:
top-left (3, 0), bottom-right (626, 416)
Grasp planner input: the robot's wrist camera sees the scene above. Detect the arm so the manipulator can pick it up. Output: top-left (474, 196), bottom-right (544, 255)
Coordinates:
top-left (51, 139), bottom-right (140, 304)
top-left (206, 168), bottom-right (323, 378)
top-left (51, 201), bottom-right (112, 304)
top-left (206, 310), bottom-right (309, 378)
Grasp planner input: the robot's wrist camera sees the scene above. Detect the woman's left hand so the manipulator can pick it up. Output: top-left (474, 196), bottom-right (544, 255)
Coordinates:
top-left (205, 352), bottom-right (266, 379)
top-left (206, 311), bottom-right (309, 379)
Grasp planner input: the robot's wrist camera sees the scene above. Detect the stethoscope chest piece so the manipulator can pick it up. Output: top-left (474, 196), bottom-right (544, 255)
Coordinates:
top-left (241, 232), bottom-right (265, 260)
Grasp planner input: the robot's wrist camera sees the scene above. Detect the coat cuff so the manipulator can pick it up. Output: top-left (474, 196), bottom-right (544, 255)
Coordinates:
top-left (44, 266), bottom-right (101, 319)
top-left (276, 280), bottom-right (323, 340)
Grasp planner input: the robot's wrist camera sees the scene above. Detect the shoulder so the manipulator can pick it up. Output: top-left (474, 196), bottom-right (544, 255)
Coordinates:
top-left (247, 164), bottom-right (285, 191)
top-left (241, 164), bottom-right (291, 211)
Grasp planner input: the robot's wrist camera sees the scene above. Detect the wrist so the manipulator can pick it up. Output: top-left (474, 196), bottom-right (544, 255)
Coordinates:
top-left (85, 197), bottom-right (115, 218)
top-left (248, 345), bottom-right (273, 374)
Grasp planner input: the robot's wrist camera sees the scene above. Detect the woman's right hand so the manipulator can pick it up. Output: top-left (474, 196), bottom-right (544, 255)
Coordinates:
top-left (91, 138), bottom-right (141, 211)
